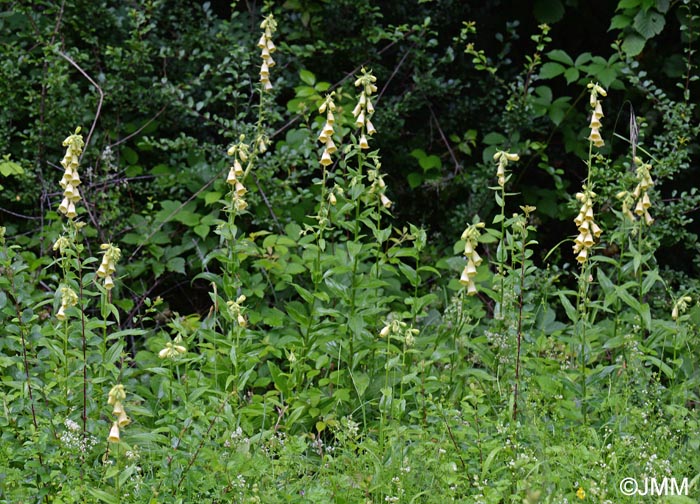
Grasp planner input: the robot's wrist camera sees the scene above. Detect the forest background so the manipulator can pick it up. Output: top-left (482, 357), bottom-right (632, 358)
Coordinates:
top-left (1, 0), bottom-right (699, 502)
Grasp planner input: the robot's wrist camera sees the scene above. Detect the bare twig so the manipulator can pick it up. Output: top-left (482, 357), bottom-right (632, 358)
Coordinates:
top-left (57, 50), bottom-right (104, 152)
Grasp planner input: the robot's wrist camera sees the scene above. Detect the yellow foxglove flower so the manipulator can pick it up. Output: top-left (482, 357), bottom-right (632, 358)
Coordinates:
top-left (108, 421), bottom-right (120, 443)
top-left (325, 137), bottom-right (337, 155)
top-left (359, 134), bottom-right (369, 149)
top-left (112, 401), bottom-right (124, 415)
top-left (380, 193), bottom-right (392, 208)
top-left (234, 198), bottom-right (248, 211)
top-left (117, 409), bottom-right (130, 427)
top-left (320, 150), bottom-right (332, 166)
top-left (226, 167), bottom-right (238, 184)
top-left (576, 248), bottom-right (588, 264)
top-left (366, 120), bottom-right (377, 135)
top-left (459, 266), bottom-right (471, 286)
top-left (108, 384), bottom-right (126, 403)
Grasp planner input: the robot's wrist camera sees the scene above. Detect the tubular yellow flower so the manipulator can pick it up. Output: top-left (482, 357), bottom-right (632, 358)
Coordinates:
top-left (108, 384), bottom-right (126, 404)
top-left (459, 266), bottom-right (471, 285)
top-left (494, 150), bottom-right (519, 187)
top-left (116, 409), bottom-right (130, 428)
top-left (359, 134), bottom-right (369, 149)
top-left (112, 401), bottom-right (124, 415)
top-left (57, 286), bottom-right (78, 321)
top-left (320, 150), bottom-right (332, 166)
top-left (107, 421), bottom-right (120, 443)
top-left (380, 193), bottom-right (392, 208)
top-left (572, 186), bottom-right (600, 265)
top-left (325, 137), bottom-right (337, 155)
top-left (366, 120), bottom-right (377, 136)
top-left (97, 244), bottom-right (121, 290)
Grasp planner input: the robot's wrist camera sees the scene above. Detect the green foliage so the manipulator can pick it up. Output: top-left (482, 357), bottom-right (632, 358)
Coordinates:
top-left (1, 2), bottom-right (700, 503)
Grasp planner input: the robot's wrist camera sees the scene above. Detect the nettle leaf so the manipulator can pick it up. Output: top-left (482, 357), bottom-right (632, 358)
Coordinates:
top-left (633, 9), bottom-right (665, 39)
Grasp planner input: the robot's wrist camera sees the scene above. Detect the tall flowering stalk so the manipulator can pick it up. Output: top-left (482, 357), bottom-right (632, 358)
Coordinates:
top-left (575, 82), bottom-right (607, 421)
top-left (226, 137), bottom-right (251, 213)
top-left (58, 128), bottom-right (84, 219)
top-left (107, 384), bottom-right (130, 499)
top-left (352, 67), bottom-right (378, 152)
top-left (257, 14), bottom-right (277, 92)
top-left (492, 150), bottom-right (519, 318)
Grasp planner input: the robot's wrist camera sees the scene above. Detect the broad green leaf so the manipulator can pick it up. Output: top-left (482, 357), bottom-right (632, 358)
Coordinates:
top-left (621, 33), bottom-right (646, 57)
top-left (564, 67), bottom-right (579, 84)
top-left (482, 132), bottom-right (507, 145)
top-left (617, 0), bottom-right (641, 8)
top-left (166, 257), bottom-right (185, 274)
top-left (609, 14), bottom-right (631, 30)
top-left (87, 488), bottom-right (119, 504)
top-left (539, 62), bottom-right (566, 79)
top-left (655, 0), bottom-right (669, 13)
top-left (299, 69), bottom-right (316, 86)
top-left (0, 157), bottom-right (24, 176)
top-left (193, 224), bottom-right (209, 239)
top-left (558, 291), bottom-right (577, 322)
top-left (204, 191), bottom-right (222, 205)
top-left (547, 49), bottom-right (574, 66)
top-left (633, 9), bottom-right (665, 38)
top-left (398, 261), bottom-right (419, 286)
top-left (533, 0), bottom-right (564, 23)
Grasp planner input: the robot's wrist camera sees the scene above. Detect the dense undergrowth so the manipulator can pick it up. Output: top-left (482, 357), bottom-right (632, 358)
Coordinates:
top-left (1, 1), bottom-right (700, 503)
